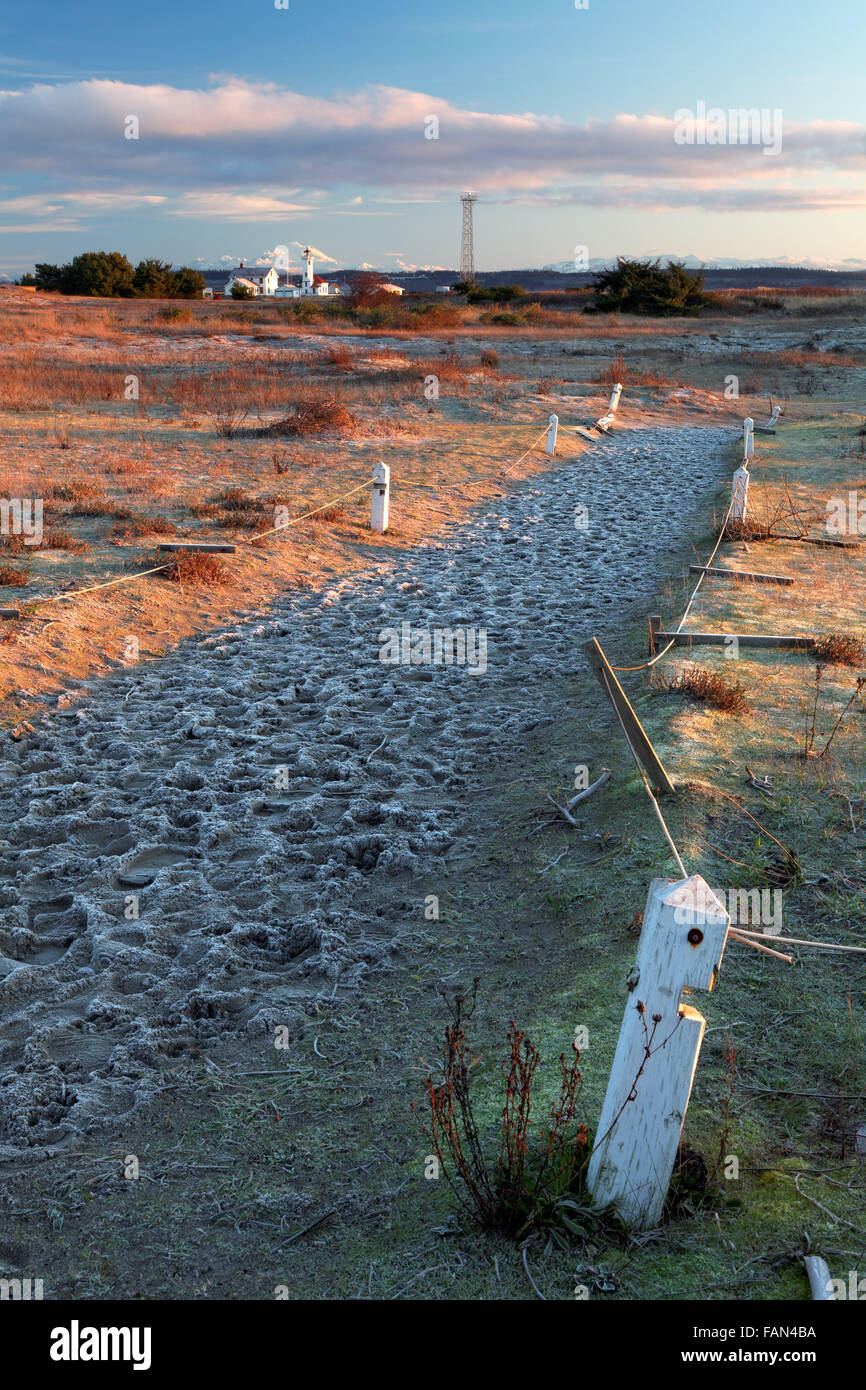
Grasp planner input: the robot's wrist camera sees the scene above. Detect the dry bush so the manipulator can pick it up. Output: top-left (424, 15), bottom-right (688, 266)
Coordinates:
top-left (321, 344), bottom-right (355, 371)
top-left (725, 478), bottom-right (818, 542)
top-left (0, 565), bottom-right (28, 586)
top-left (480, 349), bottom-right (499, 368)
top-left (212, 405), bottom-right (248, 439)
top-left (597, 352), bottom-right (628, 385)
top-left (267, 393), bottom-right (356, 437)
top-left (53, 418), bottom-right (71, 449)
top-left (42, 528), bottom-right (89, 553)
top-left (192, 487), bottom-right (271, 529)
top-left (655, 663), bottom-right (749, 713)
top-left (813, 633), bottom-right (865, 667)
top-left (272, 446), bottom-right (291, 475)
top-left (44, 480), bottom-right (101, 503)
top-left (160, 551), bottom-right (231, 586)
top-left (594, 353), bottom-right (681, 390)
top-left (110, 514), bottom-right (176, 539)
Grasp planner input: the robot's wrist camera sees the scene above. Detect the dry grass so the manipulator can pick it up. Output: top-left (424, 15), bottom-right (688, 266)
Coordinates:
top-left (596, 352), bottom-right (683, 390)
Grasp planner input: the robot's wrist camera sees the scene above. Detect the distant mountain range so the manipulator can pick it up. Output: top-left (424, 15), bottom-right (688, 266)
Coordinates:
top-left (543, 253), bottom-right (866, 273)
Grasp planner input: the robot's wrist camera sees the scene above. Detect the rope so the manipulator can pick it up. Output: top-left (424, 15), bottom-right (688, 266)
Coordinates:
top-left (612, 489), bottom-right (736, 672)
top-left (244, 479), bottom-right (374, 543)
top-left (37, 562), bottom-right (173, 605)
top-left (14, 413), bottom-right (567, 614)
top-left (26, 480), bottom-right (376, 608)
top-left (500, 426), bottom-right (551, 477)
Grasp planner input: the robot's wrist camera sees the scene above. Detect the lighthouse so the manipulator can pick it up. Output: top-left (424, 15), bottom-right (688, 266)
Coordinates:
top-left (302, 246), bottom-right (314, 292)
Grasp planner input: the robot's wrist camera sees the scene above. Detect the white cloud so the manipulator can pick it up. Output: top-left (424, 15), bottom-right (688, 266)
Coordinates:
top-left (0, 77), bottom-right (862, 220)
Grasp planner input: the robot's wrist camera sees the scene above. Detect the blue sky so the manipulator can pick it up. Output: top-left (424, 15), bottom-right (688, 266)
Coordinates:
top-left (1, 0), bottom-right (864, 275)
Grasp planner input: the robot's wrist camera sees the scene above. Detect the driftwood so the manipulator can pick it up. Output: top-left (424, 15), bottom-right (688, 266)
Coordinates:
top-left (546, 767), bottom-right (610, 824)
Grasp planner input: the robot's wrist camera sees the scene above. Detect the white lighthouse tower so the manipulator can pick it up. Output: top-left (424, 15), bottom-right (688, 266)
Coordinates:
top-left (302, 246), bottom-right (314, 292)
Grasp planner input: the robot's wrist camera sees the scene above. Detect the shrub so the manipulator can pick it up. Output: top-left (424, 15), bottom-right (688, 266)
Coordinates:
top-left (655, 663), bottom-right (749, 713)
top-left (592, 257), bottom-right (707, 316)
top-left (42, 529), bottom-right (89, 553)
top-left (161, 551), bottom-right (231, 585)
top-left (813, 633), bottom-right (865, 667)
top-left (111, 514), bottom-right (176, 539)
top-left (0, 565), bottom-right (28, 586)
top-left (159, 305), bottom-right (193, 323)
top-left (413, 982), bottom-right (589, 1239)
top-left (322, 344), bottom-right (354, 370)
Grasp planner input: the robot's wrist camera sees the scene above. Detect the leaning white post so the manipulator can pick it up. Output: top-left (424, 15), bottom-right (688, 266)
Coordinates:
top-left (608, 382), bottom-right (623, 415)
top-left (545, 413), bottom-right (559, 456)
top-left (371, 461), bottom-right (390, 533)
top-left (743, 417), bottom-right (755, 461)
top-left (587, 875), bottom-right (729, 1229)
top-left (731, 466), bottom-right (750, 522)
top-left (767, 404), bottom-right (781, 429)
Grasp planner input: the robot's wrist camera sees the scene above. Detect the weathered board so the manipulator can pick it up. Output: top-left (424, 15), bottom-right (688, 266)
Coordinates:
top-left (688, 565), bottom-right (795, 585)
top-left (581, 637), bottom-right (675, 795)
top-left (158, 542), bottom-right (237, 553)
top-left (657, 630), bottom-right (815, 649)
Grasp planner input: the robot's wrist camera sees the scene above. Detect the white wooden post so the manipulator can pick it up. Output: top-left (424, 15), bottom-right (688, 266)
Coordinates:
top-left (767, 404), bottom-right (780, 429)
top-left (545, 413), bottom-right (559, 456)
top-left (608, 382), bottom-right (623, 415)
top-left (587, 875), bottom-right (729, 1229)
top-left (743, 417), bottom-right (755, 461)
top-left (731, 466), bottom-right (750, 522)
top-left (371, 461), bottom-right (390, 533)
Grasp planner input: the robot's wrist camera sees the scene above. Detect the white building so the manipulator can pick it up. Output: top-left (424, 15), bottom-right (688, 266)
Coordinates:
top-left (273, 247), bottom-right (341, 298)
top-left (224, 263), bottom-right (280, 296)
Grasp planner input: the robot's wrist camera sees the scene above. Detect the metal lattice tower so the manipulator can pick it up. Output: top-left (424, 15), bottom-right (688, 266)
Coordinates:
top-left (460, 191), bottom-right (477, 280)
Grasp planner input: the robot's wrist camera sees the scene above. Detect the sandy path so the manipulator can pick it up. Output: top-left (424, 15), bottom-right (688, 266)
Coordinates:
top-left (0, 424), bottom-right (730, 1155)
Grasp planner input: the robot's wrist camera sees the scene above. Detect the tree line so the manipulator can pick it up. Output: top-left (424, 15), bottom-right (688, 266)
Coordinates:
top-left (24, 252), bottom-right (206, 298)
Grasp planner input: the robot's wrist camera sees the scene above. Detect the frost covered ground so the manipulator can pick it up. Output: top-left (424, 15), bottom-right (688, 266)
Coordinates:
top-left (0, 425), bottom-right (730, 1156)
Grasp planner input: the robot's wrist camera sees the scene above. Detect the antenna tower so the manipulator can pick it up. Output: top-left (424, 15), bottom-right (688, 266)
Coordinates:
top-left (460, 191), bottom-right (477, 280)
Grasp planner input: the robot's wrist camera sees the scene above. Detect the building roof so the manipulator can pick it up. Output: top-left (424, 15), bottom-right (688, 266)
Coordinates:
top-left (227, 265), bottom-right (274, 279)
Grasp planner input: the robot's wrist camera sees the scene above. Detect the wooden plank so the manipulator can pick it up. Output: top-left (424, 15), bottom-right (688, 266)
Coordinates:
top-left (158, 541), bottom-right (237, 553)
top-left (574, 427), bottom-right (598, 443)
top-left (753, 426), bottom-right (777, 435)
top-left (0, 607), bottom-right (20, 619)
top-left (796, 536), bottom-right (864, 549)
top-left (581, 637), bottom-right (676, 795)
top-left (658, 630), bottom-right (814, 650)
top-left (688, 564), bottom-right (795, 585)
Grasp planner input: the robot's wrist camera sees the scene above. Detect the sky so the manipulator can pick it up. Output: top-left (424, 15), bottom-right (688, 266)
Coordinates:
top-left (0, 0), bottom-right (865, 276)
